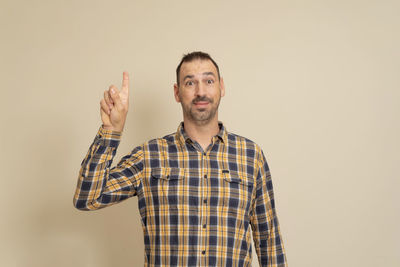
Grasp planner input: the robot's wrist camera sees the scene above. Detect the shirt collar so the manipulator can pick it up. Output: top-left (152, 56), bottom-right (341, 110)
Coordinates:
top-left (176, 121), bottom-right (228, 145)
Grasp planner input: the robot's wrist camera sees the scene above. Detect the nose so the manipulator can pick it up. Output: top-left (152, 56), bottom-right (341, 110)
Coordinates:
top-left (195, 81), bottom-right (206, 97)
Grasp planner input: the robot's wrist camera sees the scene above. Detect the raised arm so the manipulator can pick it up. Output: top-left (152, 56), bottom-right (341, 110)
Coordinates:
top-left (73, 72), bottom-right (143, 211)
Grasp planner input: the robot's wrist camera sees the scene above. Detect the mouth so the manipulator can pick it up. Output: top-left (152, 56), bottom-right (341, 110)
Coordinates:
top-left (194, 101), bottom-right (209, 107)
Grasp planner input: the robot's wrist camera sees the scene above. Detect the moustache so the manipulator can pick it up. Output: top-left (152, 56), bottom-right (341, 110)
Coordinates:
top-left (192, 96), bottom-right (213, 104)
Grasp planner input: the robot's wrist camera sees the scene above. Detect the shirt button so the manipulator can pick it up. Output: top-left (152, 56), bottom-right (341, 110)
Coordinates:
top-left (203, 224), bottom-right (206, 228)
top-left (203, 199), bottom-right (207, 204)
top-left (204, 174), bottom-right (207, 178)
top-left (202, 250), bottom-right (206, 255)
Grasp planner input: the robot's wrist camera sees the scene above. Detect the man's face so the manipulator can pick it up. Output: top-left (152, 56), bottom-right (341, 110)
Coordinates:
top-left (174, 59), bottom-right (225, 124)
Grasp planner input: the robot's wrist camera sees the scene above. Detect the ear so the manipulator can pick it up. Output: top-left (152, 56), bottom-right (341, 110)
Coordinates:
top-left (174, 83), bottom-right (181, 103)
top-left (220, 77), bottom-right (225, 97)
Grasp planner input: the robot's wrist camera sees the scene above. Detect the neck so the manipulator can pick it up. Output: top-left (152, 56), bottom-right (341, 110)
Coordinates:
top-left (182, 116), bottom-right (220, 151)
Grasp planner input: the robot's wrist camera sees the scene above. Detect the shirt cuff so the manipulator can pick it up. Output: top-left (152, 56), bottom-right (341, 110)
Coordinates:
top-left (94, 125), bottom-right (122, 148)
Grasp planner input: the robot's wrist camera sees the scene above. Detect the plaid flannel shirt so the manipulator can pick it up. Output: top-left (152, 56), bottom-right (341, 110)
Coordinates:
top-left (74, 122), bottom-right (287, 267)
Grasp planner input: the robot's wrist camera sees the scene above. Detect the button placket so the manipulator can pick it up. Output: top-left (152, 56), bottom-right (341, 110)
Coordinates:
top-left (200, 150), bottom-right (209, 261)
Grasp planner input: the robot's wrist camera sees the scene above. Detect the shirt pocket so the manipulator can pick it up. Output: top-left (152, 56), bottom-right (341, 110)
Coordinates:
top-left (221, 170), bottom-right (254, 219)
top-left (151, 167), bottom-right (187, 210)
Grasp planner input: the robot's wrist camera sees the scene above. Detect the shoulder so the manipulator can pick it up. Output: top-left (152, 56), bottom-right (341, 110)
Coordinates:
top-left (226, 131), bottom-right (263, 153)
top-left (226, 131), bottom-right (268, 167)
top-left (141, 132), bottom-right (178, 149)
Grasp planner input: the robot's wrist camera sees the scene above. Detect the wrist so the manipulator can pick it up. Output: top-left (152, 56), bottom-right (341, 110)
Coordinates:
top-left (101, 124), bottom-right (123, 133)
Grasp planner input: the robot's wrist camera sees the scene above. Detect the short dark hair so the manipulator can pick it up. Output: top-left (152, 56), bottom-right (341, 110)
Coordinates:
top-left (176, 51), bottom-right (220, 86)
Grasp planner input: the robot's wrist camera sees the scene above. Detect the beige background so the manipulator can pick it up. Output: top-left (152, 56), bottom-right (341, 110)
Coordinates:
top-left (1, 0), bottom-right (399, 266)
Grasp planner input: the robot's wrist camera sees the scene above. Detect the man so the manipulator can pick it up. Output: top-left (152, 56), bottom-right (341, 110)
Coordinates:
top-left (74, 51), bottom-right (288, 266)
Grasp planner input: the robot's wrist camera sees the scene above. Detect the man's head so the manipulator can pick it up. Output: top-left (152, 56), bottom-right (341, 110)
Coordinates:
top-left (176, 52), bottom-right (220, 86)
top-left (174, 51), bottom-right (225, 125)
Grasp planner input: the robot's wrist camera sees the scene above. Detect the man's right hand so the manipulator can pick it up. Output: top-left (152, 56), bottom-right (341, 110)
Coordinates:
top-left (100, 72), bottom-right (130, 132)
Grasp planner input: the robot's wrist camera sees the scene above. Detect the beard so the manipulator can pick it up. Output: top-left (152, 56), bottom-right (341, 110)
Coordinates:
top-left (182, 95), bottom-right (221, 124)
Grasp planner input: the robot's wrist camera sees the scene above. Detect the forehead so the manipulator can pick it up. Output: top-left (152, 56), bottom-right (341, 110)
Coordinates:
top-left (179, 59), bottom-right (218, 79)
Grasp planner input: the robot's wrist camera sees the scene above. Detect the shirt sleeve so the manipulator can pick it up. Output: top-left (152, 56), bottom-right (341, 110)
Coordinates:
top-left (73, 125), bottom-right (144, 211)
top-left (250, 149), bottom-right (288, 266)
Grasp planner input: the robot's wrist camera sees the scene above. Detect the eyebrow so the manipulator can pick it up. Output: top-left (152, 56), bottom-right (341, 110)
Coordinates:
top-left (183, 75), bottom-right (195, 81)
top-left (183, 72), bottom-right (216, 82)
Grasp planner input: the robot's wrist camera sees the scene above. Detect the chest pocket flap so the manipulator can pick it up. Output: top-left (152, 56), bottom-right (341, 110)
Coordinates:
top-left (151, 167), bottom-right (186, 180)
top-left (221, 169), bottom-right (253, 187)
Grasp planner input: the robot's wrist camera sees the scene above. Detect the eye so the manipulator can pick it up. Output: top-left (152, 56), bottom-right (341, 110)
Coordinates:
top-left (206, 79), bottom-right (214, 84)
top-left (185, 80), bottom-right (194, 86)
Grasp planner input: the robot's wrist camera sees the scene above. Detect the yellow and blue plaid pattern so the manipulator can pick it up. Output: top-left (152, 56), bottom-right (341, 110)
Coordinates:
top-left (74, 122), bottom-right (287, 266)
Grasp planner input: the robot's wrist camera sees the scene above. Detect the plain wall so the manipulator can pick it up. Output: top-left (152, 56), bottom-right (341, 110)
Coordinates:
top-left (1, 0), bottom-right (399, 266)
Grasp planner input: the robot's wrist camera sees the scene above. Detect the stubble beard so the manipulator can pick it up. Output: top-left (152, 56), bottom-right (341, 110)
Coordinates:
top-left (182, 96), bottom-right (221, 125)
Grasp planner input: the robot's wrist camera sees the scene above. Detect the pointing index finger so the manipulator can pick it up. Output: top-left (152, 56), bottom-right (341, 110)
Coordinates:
top-left (122, 71), bottom-right (129, 91)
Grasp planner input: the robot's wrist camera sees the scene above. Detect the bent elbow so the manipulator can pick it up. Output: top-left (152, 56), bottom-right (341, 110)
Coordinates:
top-left (73, 198), bottom-right (92, 211)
